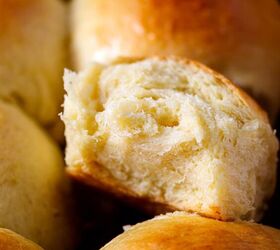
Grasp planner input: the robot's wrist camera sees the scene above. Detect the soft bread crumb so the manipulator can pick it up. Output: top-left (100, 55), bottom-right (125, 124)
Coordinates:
top-left (63, 57), bottom-right (278, 221)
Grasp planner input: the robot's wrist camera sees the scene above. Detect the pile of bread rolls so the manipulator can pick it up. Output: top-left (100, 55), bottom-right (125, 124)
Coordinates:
top-left (0, 0), bottom-right (75, 249)
top-left (0, 0), bottom-right (279, 249)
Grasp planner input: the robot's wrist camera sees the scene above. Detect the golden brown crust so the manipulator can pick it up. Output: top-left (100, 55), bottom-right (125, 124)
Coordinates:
top-left (71, 0), bottom-right (280, 119)
top-left (0, 0), bottom-right (66, 126)
top-left (101, 213), bottom-right (280, 250)
top-left (183, 58), bottom-right (269, 123)
top-left (71, 0), bottom-right (280, 63)
top-left (71, 0), bottom-right (239, 66)
top-left (67, 165), bottom-right (177, 216)
top-left (0, 229), bottom-right (43, 250)
top-left (0, 100), bottom-right (76, 250)
top-left (68, 167), bottom-right (225, 219)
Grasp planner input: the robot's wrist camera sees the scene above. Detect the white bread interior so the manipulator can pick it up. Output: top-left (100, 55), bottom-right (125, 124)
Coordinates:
top-left (63, 57), bottom-right (278, 221)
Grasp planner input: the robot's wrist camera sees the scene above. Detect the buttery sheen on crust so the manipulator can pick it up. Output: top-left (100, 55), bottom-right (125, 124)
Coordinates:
top-left (71, 0), bottom-right (280, 119)
top-left (0, 101), bottom-right (74, 250)
top-left (0, 0), bottom-right (66, 126)
top-left (63, 57), bottom-right (278, 221)
top-left (0, 229), bottom-right (43, 250)
top-left (101, 212), bottom-right (280, 250)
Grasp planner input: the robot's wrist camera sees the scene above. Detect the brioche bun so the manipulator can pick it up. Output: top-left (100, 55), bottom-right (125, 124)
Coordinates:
top-left (0, 0), bottom-right (66, 125)
top-left (101, 212), bottom-right (280, 250)
top-left (0, 100), bottom-right (74, 250)
top-left (0, 229), bottom-right (43, 250)
top-left (71, 0), bottom-right (280, 118)
top-left (63, 57), bottom-right (278, 221)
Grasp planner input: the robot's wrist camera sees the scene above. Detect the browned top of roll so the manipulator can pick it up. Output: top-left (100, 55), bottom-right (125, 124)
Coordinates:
top-left (0, 229), bottom-right (43, 250)
top-left (71, 0), bottom-right (280, 118)
top-left (102, 212), bottom-right (280, 250)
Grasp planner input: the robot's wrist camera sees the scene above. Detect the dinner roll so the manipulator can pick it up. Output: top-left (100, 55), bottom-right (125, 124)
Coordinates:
top-left (0, 229), bottom-right (43, 250)
top-left (0, 0), bottom-right (66, 125)
top-left (71, 0), bottom-right (280, 119)
top-left (62, 57), bottom-right (278, 221)
top-left (0, 100), bottom-right (75, 250)
top-left (101, 212), bottom-right (280, 250)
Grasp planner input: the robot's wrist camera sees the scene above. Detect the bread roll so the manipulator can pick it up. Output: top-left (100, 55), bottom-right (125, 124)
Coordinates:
top-left (0, 229), bottom-right (43, 250)
top-left (0, 100), bottom-right (75, 250)
top-left (101, 212), bottom-right (280, 250)
top-left (0, 0), bottom-right (66, 126)
top-left (71, 0), bottom-right (280, 119)
top-left (62, 57), bottom-right (278, 221)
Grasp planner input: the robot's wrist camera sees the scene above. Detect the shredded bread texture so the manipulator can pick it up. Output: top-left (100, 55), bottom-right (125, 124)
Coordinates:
top-left (63, 57), bottom-right (278, 221)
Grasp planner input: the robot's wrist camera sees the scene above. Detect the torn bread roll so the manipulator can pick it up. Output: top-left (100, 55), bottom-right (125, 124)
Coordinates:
top-left (101, 212), bottom-right (280, 250)
top-left (62, 57), bottom-right (278, 221)
top-left (0, 100), bottom-right (75, 250)
top-left (71, 0), bottom-right (280, 119)
top-left (0, 0), bottom-right (66, 126)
